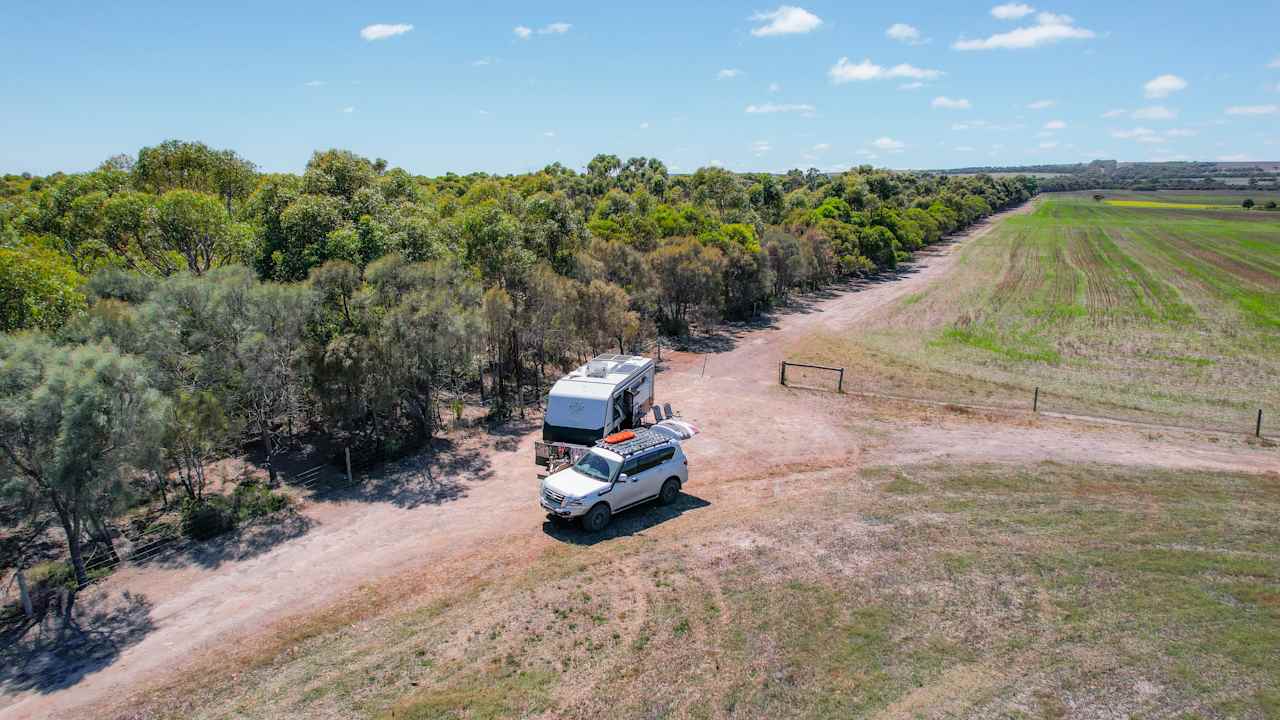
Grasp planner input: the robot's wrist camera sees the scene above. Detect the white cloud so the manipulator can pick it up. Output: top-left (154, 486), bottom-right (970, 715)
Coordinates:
top-left (1225, 104), bottom-right (1278, 116)
top-left (812, 143), bottom-right (831, 151)
top-left (955, 145), bottom-right (976, 152)
top-left (341, 106), bottom-right (355, 113)
top-left (871, 136), bottom-right (905, 151)
top-left (991, 3), bottom-right (1035, 20)
top-left (769, 82), bottom-right (782, 93)
top-left (718, 68), bottom-right (743, 79)
top-left (1111, 127), bottom-right (1165, 143)
top-left (886, 23), bottom-right (925, 44)
top-left (899, 81), bottom-right (925, 90)
top-left (750, 6), bottom-right (823, 37)
top-left (855, 149), bottom-right (879, 158)
top-left (639, 122), bottom-right (650, 129)
top-left (543, 131), bottom-right (555, 137)
top-left (1268, 57), bottom-right (1280, 69)
top-left (1027, 99), bottom-right (1055, 109)
top-left (828, 57), bottom-right (943, 83)
top-left (1144, 74), bottom-right (1187, 99)
top-left (472, 57), bottom-right (496, 66)
top-left (752, 140), bottom-right (773, 156)
top-left (1218, 153), bottom-right (1254, 161)
top-left (1039, 141), bottom-right (1059, 149)
top-left (1132, 105), bottom-right (1176, 120)
top-left (932, 96), bottom-right (972, 110)
top-left (1101, 108), bottom-right (1127, 118)
top-left (1043, 120), bottom-right (1066, 129)
top-left (745, 102), bottom-right (816, 114)
top-left (304, 80), bottom-right (325, 87)
top-left (361, 23), bottom-right (413, 41)
top-left (517, 22), bottom-right (571, 38)
top-left (953, 11), bottom-right (1094, 50)
top-left (1165, 128), bottom-right (1196, 137)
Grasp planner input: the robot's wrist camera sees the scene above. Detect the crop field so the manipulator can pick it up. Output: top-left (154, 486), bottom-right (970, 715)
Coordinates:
top-left (796, 194), bottom-right (1280, 430)
top-left (121, 461), bottom-right (1280, 719)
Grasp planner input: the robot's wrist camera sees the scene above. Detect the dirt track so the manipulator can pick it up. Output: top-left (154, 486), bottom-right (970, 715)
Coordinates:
top-left (5, 203), bottom-right (1277, 719)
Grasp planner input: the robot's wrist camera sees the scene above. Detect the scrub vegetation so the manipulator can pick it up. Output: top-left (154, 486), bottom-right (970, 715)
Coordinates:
top-left (1, 141), bottom-right (1033, 590)
top-left (796, 193), bottom-right (1280, 429)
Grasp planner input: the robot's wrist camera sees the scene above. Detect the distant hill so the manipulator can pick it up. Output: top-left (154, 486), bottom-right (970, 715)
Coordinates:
top-left (932, 160), bottom-right (1280, 192)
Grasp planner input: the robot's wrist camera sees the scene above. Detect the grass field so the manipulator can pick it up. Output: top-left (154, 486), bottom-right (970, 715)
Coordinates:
top-left (127, 462), bottom-right (1280, 719)
top-left (796, 193), bottom-right (1280, 430)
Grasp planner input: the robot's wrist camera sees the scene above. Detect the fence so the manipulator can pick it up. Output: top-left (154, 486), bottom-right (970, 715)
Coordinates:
top-left (779, 361), bottom-right (845, 393)
top-left (779, 361), bottom-right (1270, 440)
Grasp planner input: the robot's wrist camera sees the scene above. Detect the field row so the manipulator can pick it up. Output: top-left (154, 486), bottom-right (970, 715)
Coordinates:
top-left (796, 195), bottom-right (1280, 429)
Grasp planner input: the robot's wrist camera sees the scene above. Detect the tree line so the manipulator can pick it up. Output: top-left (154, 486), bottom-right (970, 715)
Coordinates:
top-left (0, 140), bottom-right (1037, 585)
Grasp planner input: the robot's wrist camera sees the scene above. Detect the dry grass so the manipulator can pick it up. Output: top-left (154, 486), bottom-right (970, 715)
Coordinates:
top-left (793, 195), bottom-right (1280, 431)
top-left (116, 461), bottom-right (1280, 720)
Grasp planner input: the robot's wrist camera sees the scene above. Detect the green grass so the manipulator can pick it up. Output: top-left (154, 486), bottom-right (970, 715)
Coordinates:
top-left (797, 193), bottom-right (1280, 429)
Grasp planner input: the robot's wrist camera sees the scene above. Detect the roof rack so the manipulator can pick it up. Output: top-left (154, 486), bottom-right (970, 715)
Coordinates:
top-left (594, 427), bottom-right (673, 458)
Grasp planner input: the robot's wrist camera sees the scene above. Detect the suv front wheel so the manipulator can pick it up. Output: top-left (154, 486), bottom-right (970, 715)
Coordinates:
top-left (658, 478), bottom-right (681, 506)
top-left (581, 503), bottom-right (611, 532)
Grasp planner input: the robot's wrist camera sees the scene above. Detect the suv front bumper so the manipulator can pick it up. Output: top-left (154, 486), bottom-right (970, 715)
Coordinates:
top-left (540, 496), bottom-right (586, 518)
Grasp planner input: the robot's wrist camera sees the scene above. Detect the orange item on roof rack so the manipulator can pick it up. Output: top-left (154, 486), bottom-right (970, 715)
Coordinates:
top-left (604, 430), bottom-right (636, 444)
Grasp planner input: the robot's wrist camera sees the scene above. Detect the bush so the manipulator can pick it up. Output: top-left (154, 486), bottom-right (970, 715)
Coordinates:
top-left (181, 483), bottom-right (290, 540)
top-left (181, 497), bottom-right (235, 540)
top-left (231, 481), bottom-right (289, 522)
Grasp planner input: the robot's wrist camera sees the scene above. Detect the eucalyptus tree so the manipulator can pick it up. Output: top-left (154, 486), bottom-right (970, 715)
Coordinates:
top-left (0, 335), bottom-right (167, 586)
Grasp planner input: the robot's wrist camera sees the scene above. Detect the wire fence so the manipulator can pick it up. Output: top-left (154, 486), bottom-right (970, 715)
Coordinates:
top-left (779, 361), bottom-right (1271, 440)
top-left (71, 463), bottom-right (346, 592)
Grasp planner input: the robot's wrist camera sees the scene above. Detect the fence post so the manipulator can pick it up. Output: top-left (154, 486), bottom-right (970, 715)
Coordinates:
top-left (838, 368), bottom-right (844, 393)
top-left (15, 569), bottom-right (33, 619)
top-left (1259, 409), bottom-right (1264, 438)
top-left (345, 447), bottom-right (353, 485)
top-left (779, 362), bottom-right (787, 386)
top-left (1033, 386), bottom-right (1039, 413)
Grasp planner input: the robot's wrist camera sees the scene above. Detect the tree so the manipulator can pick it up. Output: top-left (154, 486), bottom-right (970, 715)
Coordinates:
top-left (1242, 198), bottom-right (1255, 210)
top-left (0, 244), bottom-right (86, 332)
top-left (152, 189), bottom-right (235, 275)
top-left (0, 336), bottom-right (167, 587)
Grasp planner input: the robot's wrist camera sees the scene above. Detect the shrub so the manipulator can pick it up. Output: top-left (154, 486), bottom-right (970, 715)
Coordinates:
top-left (181, 497), bottom-right (235, 540)
top-left (231, 481), bottom-right (289, 522)
top-left (181, 483), bottom-right (290, 540)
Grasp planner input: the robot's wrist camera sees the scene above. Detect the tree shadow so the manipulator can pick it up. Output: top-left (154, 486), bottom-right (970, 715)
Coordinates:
top-left (0, 589), bottom-right (154, 697)
top-left (311, 437), bottom-right (495, 510)
top-left (145, 511), bottom-right (316, 571)
top-left (541, 492), bottom-right (711, 546)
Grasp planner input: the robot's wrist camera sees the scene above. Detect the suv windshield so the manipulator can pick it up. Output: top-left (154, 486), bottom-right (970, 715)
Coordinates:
top-left (574, 451), bottom-right (619, 482)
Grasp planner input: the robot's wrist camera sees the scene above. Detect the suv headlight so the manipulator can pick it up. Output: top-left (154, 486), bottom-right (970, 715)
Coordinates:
top-left (567, 498), bottom-right (585, 507)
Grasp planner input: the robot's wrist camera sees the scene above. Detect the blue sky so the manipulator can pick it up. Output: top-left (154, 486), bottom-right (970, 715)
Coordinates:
top-left (3, 1), bottom-right (1278, 176)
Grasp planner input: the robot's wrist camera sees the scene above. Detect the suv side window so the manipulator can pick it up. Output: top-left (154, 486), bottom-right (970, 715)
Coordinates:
top-left (633, 448), bottom-right (675, 474)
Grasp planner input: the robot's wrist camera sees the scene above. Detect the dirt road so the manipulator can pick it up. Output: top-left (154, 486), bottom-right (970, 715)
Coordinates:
top-left (6, 203), bottom-right (1276, 719)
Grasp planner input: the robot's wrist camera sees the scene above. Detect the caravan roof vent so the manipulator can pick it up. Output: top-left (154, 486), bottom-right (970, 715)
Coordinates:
top-left (586, 360), bottom-right (611, 378)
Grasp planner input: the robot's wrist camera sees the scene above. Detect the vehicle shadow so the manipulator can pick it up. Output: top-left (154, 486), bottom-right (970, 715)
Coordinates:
top-left (540, 492), bottom-right (711, 546)
top-left (0, 590), bottom-right (154, 697)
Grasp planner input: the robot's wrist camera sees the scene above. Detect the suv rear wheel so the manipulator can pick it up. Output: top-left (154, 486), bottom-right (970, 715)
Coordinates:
top-left (658, 478), bottom-right (681, 506)
top-left (581, 503), bottom-right (611, 532)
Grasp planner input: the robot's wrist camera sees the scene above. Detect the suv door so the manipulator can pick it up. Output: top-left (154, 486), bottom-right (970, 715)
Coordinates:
top-left (617, 448), bottom-right (675, 509)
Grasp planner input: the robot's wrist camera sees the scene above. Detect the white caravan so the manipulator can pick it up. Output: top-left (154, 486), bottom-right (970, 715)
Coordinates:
top-left (536, 354), bottom-right (656, 472)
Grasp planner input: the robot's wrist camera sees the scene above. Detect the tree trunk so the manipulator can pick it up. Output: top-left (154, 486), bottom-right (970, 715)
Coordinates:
top-left (261, 432), bottom-right (278, 485)
top-left (54, 503), bottom-right (89, 589)
top-left (88, 512), bottom-right (119, 565)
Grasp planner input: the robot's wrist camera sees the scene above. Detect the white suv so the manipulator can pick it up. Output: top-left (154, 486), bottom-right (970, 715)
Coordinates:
top-left (540, 432), bottom-right (688, 532)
